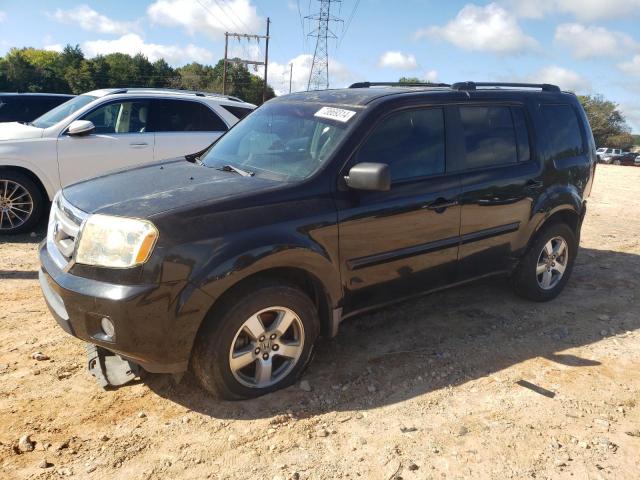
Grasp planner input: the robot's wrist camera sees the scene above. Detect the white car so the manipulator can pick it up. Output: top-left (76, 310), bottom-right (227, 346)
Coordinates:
top-left (0, 88), bottom-right (256, 234)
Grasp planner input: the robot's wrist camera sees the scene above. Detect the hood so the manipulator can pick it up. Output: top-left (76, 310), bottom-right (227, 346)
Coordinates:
top-left (62, 158), bottom-right (282, 218)
top-left (0, 122), bottom-right (44, 141)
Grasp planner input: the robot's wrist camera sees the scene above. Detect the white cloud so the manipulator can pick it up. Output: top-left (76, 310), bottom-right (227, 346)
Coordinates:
top-left (555, 23), bottom-right (639, 59)
top-left (378, 51), bottom-right (418, 70)
top-left (416, 3), bottom-right (538, 55)
top-left (619, 102), bottom-right (640, 133)
top-left (44, 44), bottom-right (64, 53)
top-left (504, 0), bottom-right (640, 20)
top-left (147, 0), bottom-right (262, 39)
top-left (424, 70), bottom-right (438, 82)
top-left (500, 0), bottom-right (556, 19)
top-left (83, 33), bottom-right (213, 65)
top-left (51, 5), bottom-right (138, 35)
top-left (619, 55), bottom-right (640, 76)
top-left (530, 65), bottom-right (590, 92)
top-left (0, 11), bottom-right (6, 23)
top-left (265, 54), bottom-right (355, 95)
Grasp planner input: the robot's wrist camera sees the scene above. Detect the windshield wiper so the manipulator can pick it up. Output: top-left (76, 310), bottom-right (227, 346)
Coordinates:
top-left (218, 164), bottom-right (254, 177)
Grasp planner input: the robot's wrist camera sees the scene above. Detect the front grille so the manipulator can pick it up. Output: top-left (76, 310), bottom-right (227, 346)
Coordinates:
top-left (47, 193), bottom-right (87, 269)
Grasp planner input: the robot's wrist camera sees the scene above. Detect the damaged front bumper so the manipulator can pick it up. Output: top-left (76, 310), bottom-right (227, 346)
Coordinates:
top-left (86, 343), bottom-right (140, 388)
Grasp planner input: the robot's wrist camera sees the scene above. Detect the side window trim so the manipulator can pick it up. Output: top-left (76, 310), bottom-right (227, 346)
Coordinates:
top-left (75, 98), bottom-right (150, 135)
top-left (347, 105), bottom-right (448, 185)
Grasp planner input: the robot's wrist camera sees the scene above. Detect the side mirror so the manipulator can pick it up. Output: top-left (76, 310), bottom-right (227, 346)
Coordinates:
top-left (344, 162), bottom-right (391, 191)
top-left (67, 120), bottom-right (95, 136)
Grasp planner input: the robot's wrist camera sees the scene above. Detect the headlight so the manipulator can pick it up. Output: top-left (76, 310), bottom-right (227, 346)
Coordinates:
top-left (75, 214), bottom-right (158, 268)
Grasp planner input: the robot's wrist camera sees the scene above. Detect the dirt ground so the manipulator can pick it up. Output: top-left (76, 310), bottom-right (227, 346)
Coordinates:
top-left (1, 164), bottom-right (639, 480)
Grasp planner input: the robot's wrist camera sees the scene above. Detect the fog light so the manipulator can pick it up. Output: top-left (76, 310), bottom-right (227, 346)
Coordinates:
top-left (100, 317), bottom-right (115, 338)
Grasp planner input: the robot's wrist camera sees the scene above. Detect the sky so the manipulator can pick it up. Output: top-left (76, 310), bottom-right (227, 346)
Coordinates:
top-left (1, 0), bottom-right (639, 132)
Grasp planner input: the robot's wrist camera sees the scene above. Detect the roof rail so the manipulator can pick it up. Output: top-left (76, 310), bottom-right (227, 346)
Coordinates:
top-left (105, 88), bottom-right (245, 102)
top-left (349, 81), bottom-right (451, 89)
top-left (451, 82), bottom-right (561, 93)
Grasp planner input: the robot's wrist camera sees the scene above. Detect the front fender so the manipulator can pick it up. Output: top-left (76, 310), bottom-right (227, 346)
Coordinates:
top-left (0, 140), bottom-right (60, 199)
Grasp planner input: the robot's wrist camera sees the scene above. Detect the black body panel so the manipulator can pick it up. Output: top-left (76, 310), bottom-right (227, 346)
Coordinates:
top-left (40, 86), bottom-right (595, 373)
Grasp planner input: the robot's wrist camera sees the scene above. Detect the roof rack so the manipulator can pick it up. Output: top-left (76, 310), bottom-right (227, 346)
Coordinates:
top-left (105, 88), bottom-right (245, 102)
top-left (349, 81), bottom-right (451, 89)
top-left (451, 82), bottom-right (561, 93)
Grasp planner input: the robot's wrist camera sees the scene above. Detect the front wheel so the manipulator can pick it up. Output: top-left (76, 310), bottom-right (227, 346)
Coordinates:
top-left (0, 172), bottom-right (45, 235)
top-left (192, 280), bottom-right (319, 399)
top-left (513, 223), bottom-right (577, 302)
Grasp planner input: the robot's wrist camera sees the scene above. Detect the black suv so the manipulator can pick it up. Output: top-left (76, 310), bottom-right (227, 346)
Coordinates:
top-left (39, 82), bottom-right (596, 399)
top-left (0, 93), bottom-right (74, 123)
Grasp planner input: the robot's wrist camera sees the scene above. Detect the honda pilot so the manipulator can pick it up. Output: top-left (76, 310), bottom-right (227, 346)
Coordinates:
top-left (39, 82), bottom-right (596, 399)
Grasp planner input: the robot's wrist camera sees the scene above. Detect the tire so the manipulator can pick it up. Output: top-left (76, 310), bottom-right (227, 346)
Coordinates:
top-left (513, 222), bottom-right (577, 302)
top-left (0, 171), bottom-right (45, 235)
top-left (192, 279), bottom-right (320, 400)
top-left (614, 159), bottom-right (621, 166)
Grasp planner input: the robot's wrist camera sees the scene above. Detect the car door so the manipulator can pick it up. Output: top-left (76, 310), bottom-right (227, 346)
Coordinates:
top-left (57, 98), bottom-right (154, 186)
top-left (149, 99), bottom-right (229, 160)
top-left (336, 106), bottom-right (462, 314)
top-left (453, 103), bottom-right (540, 280)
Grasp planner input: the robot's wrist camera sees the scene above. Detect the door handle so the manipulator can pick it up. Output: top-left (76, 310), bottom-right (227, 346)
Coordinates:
top-left (129, 142), bottom-right (149, 148)
top-left (425, 198), bottom-right (459, 213)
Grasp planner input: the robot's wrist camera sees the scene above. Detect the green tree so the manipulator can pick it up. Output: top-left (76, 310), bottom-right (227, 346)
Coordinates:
top-left (0, 46), bottom-right (275, 103)
top-left (578, 95), bottom-right (632, 148)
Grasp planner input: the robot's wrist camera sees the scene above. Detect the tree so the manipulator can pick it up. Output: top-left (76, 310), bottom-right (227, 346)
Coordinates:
top-left (577, 95), bottom-right (633, 148)
top-left (0, 45), bottom-right (275, 103)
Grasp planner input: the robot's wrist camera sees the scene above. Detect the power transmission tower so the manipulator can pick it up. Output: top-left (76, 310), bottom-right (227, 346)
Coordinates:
top-left (306, 0), bottom-right (342, 91)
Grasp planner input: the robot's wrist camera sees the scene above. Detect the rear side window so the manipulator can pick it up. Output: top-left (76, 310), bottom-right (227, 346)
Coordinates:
top-left (151, 100), bottom-right (228, 132)
top-left (541, 104), bottom-right (584, 160)
top-left (355, 108), bottom-right (445, 182)
top-left (221, 104), bottom-right (254, 120)
top-left (0, 97), bottom-right (18, 121)
top-left (459, 106), bottom-right (518, 168)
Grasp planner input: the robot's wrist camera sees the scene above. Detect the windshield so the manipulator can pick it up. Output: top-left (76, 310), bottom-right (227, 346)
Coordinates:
top-left (31, 95), bottom-right (97, 129)
top-left (201, 102), bottom-right (355, 181)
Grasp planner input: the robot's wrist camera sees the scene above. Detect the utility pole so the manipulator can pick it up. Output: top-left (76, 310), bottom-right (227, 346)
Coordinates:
top-left (306, 0), bottom-right (342, 91)
top-left (263, 17), bottom-right (270, 103)
top-left (289, 63), bottom-right (293, 93)
top-left (221, 19), bottom-right (271, 103)
top-left (222, 32), bottom-right (229, 95)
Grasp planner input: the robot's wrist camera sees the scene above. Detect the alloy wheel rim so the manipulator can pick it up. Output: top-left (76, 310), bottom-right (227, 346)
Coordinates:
top-left (536, 236), bottom-right (569, 290)
top-left (0, 179), bottom-right (33, 231)
top-left (228, 306), bottom-right (305, 389)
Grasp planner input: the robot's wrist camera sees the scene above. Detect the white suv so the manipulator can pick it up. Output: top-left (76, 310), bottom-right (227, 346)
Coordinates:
top-left (0, 88), bottom-right (256, 234)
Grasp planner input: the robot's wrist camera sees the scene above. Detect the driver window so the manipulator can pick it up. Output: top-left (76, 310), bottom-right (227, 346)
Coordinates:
top-left (82, 101), bottom-right (149, 134)
top-left (354, 108), bottom-right (446, 182)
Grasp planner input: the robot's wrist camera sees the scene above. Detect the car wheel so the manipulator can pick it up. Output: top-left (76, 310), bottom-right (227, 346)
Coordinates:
top-left (613, 159), bottom-right (621, 165)
top-left (0, 171), bottom-right (45, 235)
top-left (513, 222), bottom-right (577, 302)
top-left (192, 280), bottom-right (320, 399)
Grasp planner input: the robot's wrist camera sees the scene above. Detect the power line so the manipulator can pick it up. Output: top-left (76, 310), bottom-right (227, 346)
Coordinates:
top-left (195, 0), bottom-right (241, 32)
top-left (337, 0), bottom-right (360, 50)
top-left (296, 0), bottom-right (306, 51)
top-left (212, 0), bottom-right (253, 33)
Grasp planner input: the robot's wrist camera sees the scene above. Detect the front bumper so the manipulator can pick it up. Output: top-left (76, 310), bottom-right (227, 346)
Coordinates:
top-left (39, 242), bottom-right (210, 373)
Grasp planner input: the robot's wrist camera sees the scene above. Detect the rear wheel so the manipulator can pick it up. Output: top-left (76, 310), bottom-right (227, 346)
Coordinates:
top-left (513, 223), bottom-right (577, 302)
top-left (0, 172), bottom-right (45, 235)
top-left (192, 280), bottom-right (319, 399)
top-left (613, 159), bottom-right (621, 165)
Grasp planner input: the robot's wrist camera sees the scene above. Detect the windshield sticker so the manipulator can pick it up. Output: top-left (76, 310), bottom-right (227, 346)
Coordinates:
top-left (314, 106), bottom-right (357, 123)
